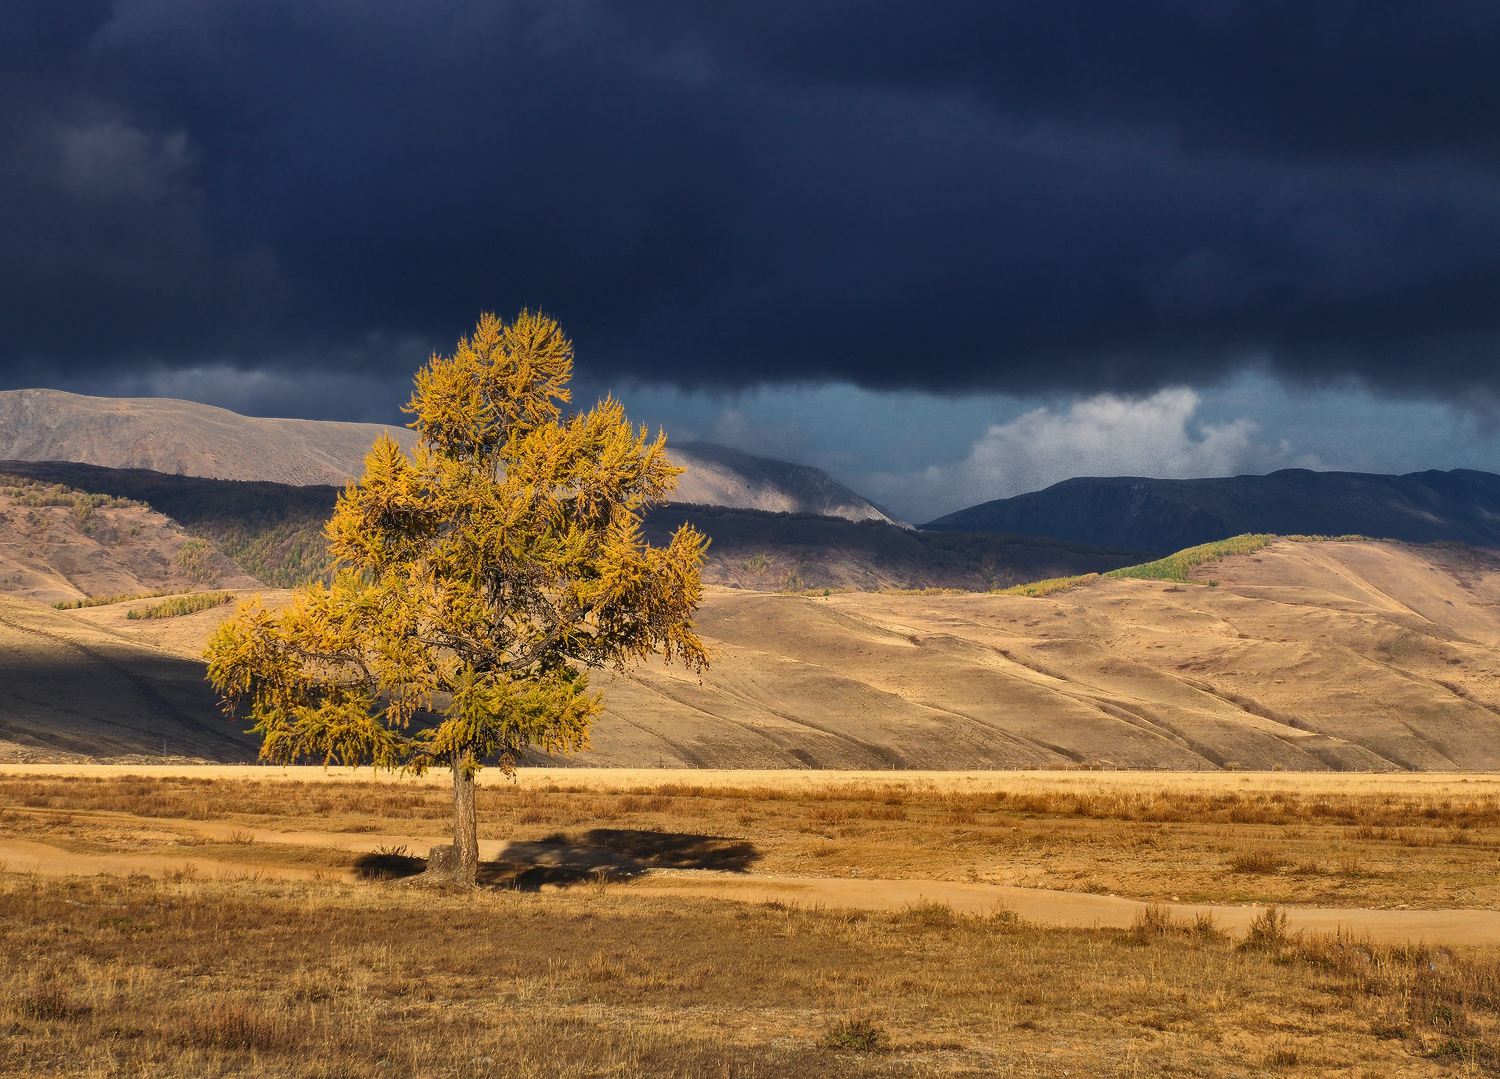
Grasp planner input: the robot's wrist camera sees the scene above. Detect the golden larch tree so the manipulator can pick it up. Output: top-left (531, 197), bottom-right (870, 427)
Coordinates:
top-left (205, 311), bottom-right (709, 884)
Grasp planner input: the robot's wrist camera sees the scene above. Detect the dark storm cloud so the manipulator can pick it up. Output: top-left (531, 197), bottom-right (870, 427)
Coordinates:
top-left (3, 1), bottom-right (1500, 400)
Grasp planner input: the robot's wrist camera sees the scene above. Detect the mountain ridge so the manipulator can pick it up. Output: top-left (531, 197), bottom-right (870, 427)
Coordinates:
top-left (923, 468), bottom-right (1500, 554)
top-left (0, 460), bottom-right (1145, 595)
top-left (0, 389), bottom-right (897, 523)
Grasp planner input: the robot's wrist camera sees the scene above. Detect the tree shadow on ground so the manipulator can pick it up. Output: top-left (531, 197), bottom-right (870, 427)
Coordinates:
top-left (481, 829), bottom-right (760, 891)
top-left (354, 829), bottom-right (760, 889)
top-left (352, 849), bottom-right (426, 881)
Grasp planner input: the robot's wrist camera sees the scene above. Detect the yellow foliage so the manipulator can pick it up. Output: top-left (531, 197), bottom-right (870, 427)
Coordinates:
top-left (205, 312), bottom-right (709, 880)
top-left (998, 573), bottom-right (1098, 597)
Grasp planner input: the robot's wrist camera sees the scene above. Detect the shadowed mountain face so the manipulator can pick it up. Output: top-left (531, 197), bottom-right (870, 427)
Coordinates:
top-left (0, 596), bottom-right (259, 763)
top-left (923, 469), bottom-right (1500, 554)
top-left (641, 504), bottom-right (1143, 592)
top-left (0, 461), bottom-right (1142, 594)
top-left (0, 461), bottom-right (346, 588)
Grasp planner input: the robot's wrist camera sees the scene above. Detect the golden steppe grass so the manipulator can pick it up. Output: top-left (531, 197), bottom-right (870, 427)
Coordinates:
top-left (5, 871), bottom-right (1500, 1078)
top-left (7, 771), bottom-right (1500, 908)
top-left (9, 770), bottom-right (1500, 1075)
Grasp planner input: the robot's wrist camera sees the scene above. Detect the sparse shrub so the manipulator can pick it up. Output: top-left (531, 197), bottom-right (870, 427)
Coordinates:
top-left (822, 1015), bottom-right (885, 1052)
top-left (1240, 905), bottom-right (1290, 951)
top-left (1131, 904), bottom-right (1174, 938)
top-left (1191, 910), bottom-right (1226, 940)
top-left (1228, 848), bottom-right (1290, 874)
top-left (1265, 1038), bottom-right (1299, 1066)
top-left (893, 900), bottom-right (958, 928)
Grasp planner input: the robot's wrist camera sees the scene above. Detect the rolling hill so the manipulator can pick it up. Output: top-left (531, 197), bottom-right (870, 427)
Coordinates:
top-left (0, 594), bottom-right (260, 762)
top-left (923, 468), bottom-right (1500, 554)
top-left (11, 536), bottom-right (1500, 769)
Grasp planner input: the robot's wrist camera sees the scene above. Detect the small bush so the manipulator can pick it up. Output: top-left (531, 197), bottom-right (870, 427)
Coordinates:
top-left (1129, 904), bottom-right (1175, 941)
top-left (1228, 848), bottom-right (1290, 874)
top-left (822, 1015), bottom-right (885, 1052)
top-left (1240, 905), bottom-right (1290, 951)
top-left (1266, 1039), bottom-right (1300, 1066)
top-left (892, 900), bottom-right (958, 928)
top-left (1191, 910), bottom-right (1226, 941)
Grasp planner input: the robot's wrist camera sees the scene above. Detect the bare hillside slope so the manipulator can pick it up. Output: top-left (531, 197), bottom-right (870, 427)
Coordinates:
top-left (0, 473), bottom-right (259, 605)
top-left (0, 596), bottom-right (259, 762)
top-left (0, 388), bottom-right (416, 486)
top-left (18, 537), bottom-right (1500, 771)
top-left (585, 539), bottom-right (1500, 770)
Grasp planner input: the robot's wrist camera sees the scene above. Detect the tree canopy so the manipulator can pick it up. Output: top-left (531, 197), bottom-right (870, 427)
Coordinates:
top-left (205, 311), bottom-right (709, 882)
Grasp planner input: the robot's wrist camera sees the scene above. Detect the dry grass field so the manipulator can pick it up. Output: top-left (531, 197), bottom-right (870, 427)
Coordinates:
top-left (7, 769), bottom-right (1500, 1076)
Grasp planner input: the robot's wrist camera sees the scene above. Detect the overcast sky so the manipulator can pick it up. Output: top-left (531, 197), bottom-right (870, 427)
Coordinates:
top-left (6, 3), bottom-right (1500, 521)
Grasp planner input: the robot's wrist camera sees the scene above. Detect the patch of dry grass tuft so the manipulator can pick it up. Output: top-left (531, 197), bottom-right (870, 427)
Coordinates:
top-left (821, 1015), bottom-right (886, 1051)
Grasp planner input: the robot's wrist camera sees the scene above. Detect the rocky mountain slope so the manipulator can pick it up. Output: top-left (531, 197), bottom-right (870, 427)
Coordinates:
top-left (0, 471), bottom-right (259, 605)
top-left (923, 468), bottom-right (1500, 554)
top-left (14, 537), bottom-right (1500, 769)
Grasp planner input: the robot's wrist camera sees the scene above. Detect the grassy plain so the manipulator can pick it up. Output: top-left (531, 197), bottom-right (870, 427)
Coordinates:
top-left (6, 769), bottom-right (1500, 1075)
top-left (8, 769), bottom-right (1500, 909)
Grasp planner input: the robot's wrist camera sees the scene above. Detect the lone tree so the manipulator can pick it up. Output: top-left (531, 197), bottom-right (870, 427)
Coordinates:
top-left (205, 311), bottom-right (709, 884)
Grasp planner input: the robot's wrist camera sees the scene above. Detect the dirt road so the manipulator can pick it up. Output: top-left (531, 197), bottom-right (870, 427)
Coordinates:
top-left (5, 817), bottom-right (1497, 946)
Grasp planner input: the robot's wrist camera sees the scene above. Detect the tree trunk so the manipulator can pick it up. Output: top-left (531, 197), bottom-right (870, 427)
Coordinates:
top-left (450, 752), bottom-right (479, 885)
